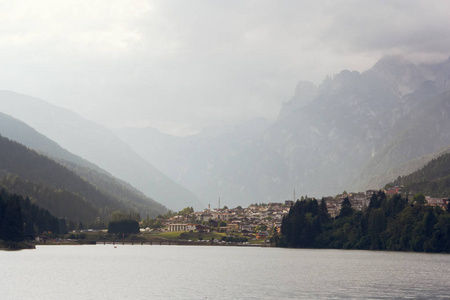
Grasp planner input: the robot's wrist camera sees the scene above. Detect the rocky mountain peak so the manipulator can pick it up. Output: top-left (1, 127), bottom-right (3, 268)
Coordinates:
top-left (434, 56), bottom-right (450, 92)
top-left (278, 81), bottom-right (317, 119)
top-left (364, 55), bottom-right (427, 97)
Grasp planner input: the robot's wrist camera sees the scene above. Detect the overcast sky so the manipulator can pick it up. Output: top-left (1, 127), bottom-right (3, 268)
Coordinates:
top-left (1, 0), bottom-right (449, 136)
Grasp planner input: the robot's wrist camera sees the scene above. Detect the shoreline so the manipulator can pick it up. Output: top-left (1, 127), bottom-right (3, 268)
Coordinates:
top-left (35, 240), bottom-right (270, 247)
top-left (0, 241), bottom-right (35, 251)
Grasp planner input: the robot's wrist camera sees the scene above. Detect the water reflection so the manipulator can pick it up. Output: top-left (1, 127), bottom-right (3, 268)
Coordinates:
top-left (1, 245), bottom-right (449, 299)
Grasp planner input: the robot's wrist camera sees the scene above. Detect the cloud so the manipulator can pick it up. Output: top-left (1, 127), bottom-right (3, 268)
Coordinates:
top-left (321, 0), bottom-right (450, 61)
top-left (0, 0), bottom-right (449, 135)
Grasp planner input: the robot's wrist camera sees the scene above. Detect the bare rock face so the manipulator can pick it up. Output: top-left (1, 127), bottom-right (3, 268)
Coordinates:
top-left (278, 81), bottom-right (317, 119)
top-left (364, 55), bottom-right (428, 97)
top-left (205, 56), bottom-right (450, 206)
top-left (111, 56), bottom-right (450, 207)
top-left (434, 57), bottom-right (450, 93)
top-left (14, 55), bottom-right (445, 209)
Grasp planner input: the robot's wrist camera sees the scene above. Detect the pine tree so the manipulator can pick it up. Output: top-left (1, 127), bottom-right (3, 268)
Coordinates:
top-left (339, 197), bottom-right (353, 218)
top-left (0, 195), bottom-right (24, 241)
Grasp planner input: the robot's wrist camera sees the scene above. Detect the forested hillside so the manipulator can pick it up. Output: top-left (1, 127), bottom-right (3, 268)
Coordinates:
top-left (0, 135), bottom-right (156, 224)
top-left (0, 175), bottom-right (98, 224)
top-left (387, 152), bottom-right (450, 197)
top-left (0, 91), bottom-right (203, 211)
top-left (364, 145), bottom-right (450, 192)
top-left (61, 161), bottom-right (167, 219)
top-left (0, 189), bottom-right (66, 243)
top-left (0, 112), bottom-right (95, 169)
top-left (274, 192), bottom-right (450, 252)
top-left (0, 112), bottom-right (167, 219)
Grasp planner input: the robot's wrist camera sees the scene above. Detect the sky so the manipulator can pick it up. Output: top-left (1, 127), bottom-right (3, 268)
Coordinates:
top-left (1, 0), bottom-right (449, 136)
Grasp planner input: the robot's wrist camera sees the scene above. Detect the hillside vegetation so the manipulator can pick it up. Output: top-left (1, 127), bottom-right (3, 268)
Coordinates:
top-left (0, 91), bottom-right (203, 211)
top-left (0, 112), bottom-right (167, 219)
top-left (274, 193), bottom-right (450, 252)
top-left (0, 189), bottom-right (66, 244)
top-left (387, 152), bottom-right (450, 197)
top-left (0, 135), bottom-right (161, 225)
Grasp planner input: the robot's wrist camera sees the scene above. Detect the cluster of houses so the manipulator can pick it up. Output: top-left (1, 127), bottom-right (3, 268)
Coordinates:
top-left (159, 187), bottom-right (449, 237)
top-left (323, 191), bottom-right (372, 218)
top-left (325, 187), bottom-right (449, 217)
top-left (165, 202), bottom-right (290, 240)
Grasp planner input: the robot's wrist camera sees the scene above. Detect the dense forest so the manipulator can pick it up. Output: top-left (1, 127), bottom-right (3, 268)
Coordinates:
top-left (108, 220), bottom-right (140, 235)
top-left (0, 189), bottom-right (66, 242)
top-left (0, 112), bottom-right (168, 218)
top-left (387, 152), bottom-right (450, 197)
top-left (61, 161), bottom-right (167, 219)
top-left (273, 191), bottom-right (450, 252)
top-left (0, 175), bottom-right (98, 224)
top-left (0, 135), bottom-right (165, 226)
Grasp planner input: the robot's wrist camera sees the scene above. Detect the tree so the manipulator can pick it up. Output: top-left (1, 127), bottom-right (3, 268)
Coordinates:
top-left (0, 195), bottom-right (24, 242)
top-left (218, 220), bottom-right (227, 227)
top-left (339, 197), bottom-right (353, 218)
top-left (108, 219), bottom-right (139, 235)
top-left (369, 191), bottom-right (386, 210)
top-left (78, 222), bottom-right (85, 230)
top-left (179, 206), bottom-right (194, 215)
top-left (431, 214), bottom-right (450, 252)
top-left (276, 191), bottom-right (450, 253)
top-left (59, 218), bottom-right (68, 234)
top-left (368, 209), bottom-right (386, 250)
top-left (111, 210), bottom-right (140, 222)
top-left (413, 193), bottom-right (426, 205)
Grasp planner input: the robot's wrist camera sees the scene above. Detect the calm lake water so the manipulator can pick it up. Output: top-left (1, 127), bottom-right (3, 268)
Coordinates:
top-left (1, 245), bottom-right (449, 299)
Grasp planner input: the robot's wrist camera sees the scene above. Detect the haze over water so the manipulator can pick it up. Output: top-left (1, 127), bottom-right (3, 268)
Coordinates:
top-left (2, 245), bottom-right (449, 299)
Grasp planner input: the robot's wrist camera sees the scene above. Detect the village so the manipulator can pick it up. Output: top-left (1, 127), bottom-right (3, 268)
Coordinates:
top-left (153, 187), bottom-right (449, 240)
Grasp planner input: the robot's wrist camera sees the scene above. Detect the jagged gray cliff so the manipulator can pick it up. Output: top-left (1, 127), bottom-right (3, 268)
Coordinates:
top-left (115, 56), bottom-right (450, 208)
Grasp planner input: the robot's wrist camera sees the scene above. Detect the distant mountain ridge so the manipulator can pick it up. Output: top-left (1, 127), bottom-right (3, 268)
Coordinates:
top-left (0, 134), bottom-right (116, 223)
top-left (365, 145), bottom-right (450, 190)
top-left (0, 112), bottom-right (102, 172)
top-left (113, 56), bottom-right (450, 207)
top-left (2, 56), bottom-right (449, 209)
top-left (0, 111), bottom-right (166, 219)
top-left (0, 92), bottom-right (203, 210)
top-left (354, 88), bottom-right (450, 190)
top-left (114, 118), bottom-right (271, 206)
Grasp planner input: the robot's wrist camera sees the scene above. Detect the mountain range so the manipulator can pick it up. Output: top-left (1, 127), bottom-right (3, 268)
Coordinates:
top-left (0, 92), bottom-right (203, 211)
top-left (1, 55), bottom-right (449, 210)
top-left (113, 56), bottom-right (450, 208)
top-left (0, 113), bottom-right (168, 223)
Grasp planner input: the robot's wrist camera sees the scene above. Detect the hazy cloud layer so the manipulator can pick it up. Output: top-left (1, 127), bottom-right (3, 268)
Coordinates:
top-left (1, 0), bottom-right (449, 135)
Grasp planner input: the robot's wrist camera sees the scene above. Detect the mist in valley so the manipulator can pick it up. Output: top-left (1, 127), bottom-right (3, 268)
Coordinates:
top-left (1, 1), bottom-right (450, 211)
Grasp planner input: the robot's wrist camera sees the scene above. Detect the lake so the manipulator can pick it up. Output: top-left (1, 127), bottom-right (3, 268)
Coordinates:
top-left (1, 245), bottom-right (449, 299)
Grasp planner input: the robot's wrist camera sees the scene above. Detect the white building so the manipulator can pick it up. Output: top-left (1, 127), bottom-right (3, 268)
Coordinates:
top-left (168, 224), bottom-right (196, 232)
